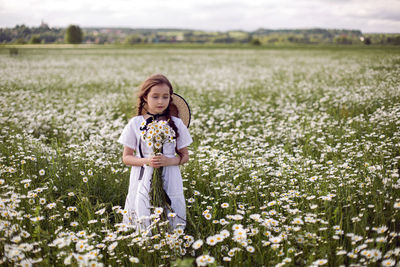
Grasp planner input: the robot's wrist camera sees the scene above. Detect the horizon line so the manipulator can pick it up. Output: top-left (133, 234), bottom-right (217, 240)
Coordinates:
top-left (2, 24), bottom-right (399, 34)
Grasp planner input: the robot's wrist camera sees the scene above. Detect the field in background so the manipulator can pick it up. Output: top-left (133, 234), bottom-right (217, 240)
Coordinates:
top-left (1, 46), bottom-right (400, 266)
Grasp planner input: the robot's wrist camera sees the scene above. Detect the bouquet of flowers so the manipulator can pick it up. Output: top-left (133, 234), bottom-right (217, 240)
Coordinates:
top-left (140, 119), bottom-right (176, 221)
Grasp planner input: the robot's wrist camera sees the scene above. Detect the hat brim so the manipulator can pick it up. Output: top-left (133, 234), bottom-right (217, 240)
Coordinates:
top-left (171, 93), bottom-right (191, 128)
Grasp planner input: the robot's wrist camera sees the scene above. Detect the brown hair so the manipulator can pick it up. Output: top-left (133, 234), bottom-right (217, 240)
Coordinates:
top-left (136, 74), bottom-right (180, 139)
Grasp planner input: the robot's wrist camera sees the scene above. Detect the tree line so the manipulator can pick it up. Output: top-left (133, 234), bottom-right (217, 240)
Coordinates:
top-left (1, 24), bottom-right (399, 45)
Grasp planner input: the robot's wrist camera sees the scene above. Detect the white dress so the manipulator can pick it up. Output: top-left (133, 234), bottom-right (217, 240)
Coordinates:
top-left (118, 116), bottom-right (192, 232)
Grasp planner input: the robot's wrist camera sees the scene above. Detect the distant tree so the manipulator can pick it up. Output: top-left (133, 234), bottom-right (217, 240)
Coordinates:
top-left (30, 35), bottom-right (41, 44)
top-left (364, 37), bottom-right (371, 45)
top-left (65, 25), bottom-right (83, 44)
top-left (14, 38), bottom-right (27, 44)
top-left (40, 32), bottom-right (58, 43)
top-left (124, 34), bottom-right (143, 44)
top-left (250, 38), bottom-right (261, 46)
top-left (334, 36), bottom-right (352, 45)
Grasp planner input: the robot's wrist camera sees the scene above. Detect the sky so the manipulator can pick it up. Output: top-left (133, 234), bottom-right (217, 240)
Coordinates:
top-left (1, 0), bottom-right (399, 33)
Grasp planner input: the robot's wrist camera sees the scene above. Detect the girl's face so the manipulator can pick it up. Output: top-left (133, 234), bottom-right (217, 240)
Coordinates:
top-left (145, 83), bottom-right (171, 114)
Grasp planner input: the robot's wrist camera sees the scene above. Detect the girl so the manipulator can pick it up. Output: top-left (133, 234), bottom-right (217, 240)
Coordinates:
top-left (118, 74), bottom-right (192, 233)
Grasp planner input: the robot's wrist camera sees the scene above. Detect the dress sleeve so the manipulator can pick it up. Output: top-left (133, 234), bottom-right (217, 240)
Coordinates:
top-left (118, 118), bottom-right (137, 150)
top-left (176, 118), bottom-right (193, 150)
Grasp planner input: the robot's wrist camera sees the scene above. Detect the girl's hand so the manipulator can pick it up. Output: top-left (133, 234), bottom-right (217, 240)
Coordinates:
top-left (150, 155), bottom-right (170, 168)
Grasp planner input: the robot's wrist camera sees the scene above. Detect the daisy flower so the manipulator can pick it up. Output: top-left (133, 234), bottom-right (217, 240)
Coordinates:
top-left (221, 202), bottom-right (229, 208)
top-left (192, 239), bottom-right (203, 250)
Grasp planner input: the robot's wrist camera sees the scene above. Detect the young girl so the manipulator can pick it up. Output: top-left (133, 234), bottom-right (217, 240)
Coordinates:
top-left (118, 74), bottom-right (192, 233)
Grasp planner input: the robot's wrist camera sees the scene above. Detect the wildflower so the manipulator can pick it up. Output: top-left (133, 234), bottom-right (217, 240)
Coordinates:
top-left (292, 217), bottom-right (304, 225)
top-left (196, 255), bottom-right (215, 267)
top-left (46, 203), bottom-right (56, 209)
top-left (95, 208), bottom-right (106, 215)
top-left (376, 226), bottom-right (388, 234)
top-left (269, 236), bottom-right (282, 244)
top-left (233, 228), bottom-right (247, 241)
top-left (371, 249), bottom-right (382, 260)
top-left (64, 255), bottom-right (73, 265)
top-left (232, 214), bottom-right (244, 220)
top-left (376, 236), bottom-right (387, 243)
top-left (70, 222), bottom-right (79, 227)
top-left (39, 169), bottom-right (45, 176)
top-left (11, 235), bottom-right (22, 243)
top-left (269, 209), bottom-right (277, 215)
top-left (192, 239), bottom-right (203, 250)
top-left (108, 241), bottom-right (118, 251)
top-left (246, 246), bottom-right (255, 253)
top-left (312, 259), bottom-right (328, 265)
top-left (75, 231), bottom-right (86, 238)
top-left (215, 234), bottom-right (225, 243)
top-left (83, 177), bottom-right (88, 183)
top-left (232, 224), bottom-right (243, 231)
top-left (76, 241), bottom-right (86, 252)
top-left (154, 207), bottom-right (163, 216)
top-left (249, 214), bottom-right (261, 222)
top-left (206, 235), bottom-right (217, 246)
top-left (271, 244), bottom-right (280, 250)
top-left (175, 228), bottom-right (184, 236)
top-left (67, 206), bottom-right (77, 212)
top-left (129, 257), bottom-right (139, 263)
top-left (39, 198), bottom-right (46, 205)
top-left (220, 229), bottom-right (230, 238)
top-left (393, 202), bottom-right (400, 209)
top-left (96, 244), bottom-right (106, 249)
top-left (381, 259), bottom-right (395, 266)
top-left (221, 202), bottom-right (229, 208)
top-left (31, 216), bottom-right (44, 222)
top-left (21, 231), bottom-right (30, 238)
top-left (155, 142), bottom-right (162, 149)
top-left (347, 252), bottom-right (358, 259)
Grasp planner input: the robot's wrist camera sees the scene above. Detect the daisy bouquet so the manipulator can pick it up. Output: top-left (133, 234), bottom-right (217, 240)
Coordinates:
top-left (140, 119), bottom-right (176, 221)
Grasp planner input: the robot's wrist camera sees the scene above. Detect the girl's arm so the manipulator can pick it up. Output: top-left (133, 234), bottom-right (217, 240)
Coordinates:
top-left (122, 146), bottom-right (151, 167)
top-left (151, 147), bottom-right (189, 168)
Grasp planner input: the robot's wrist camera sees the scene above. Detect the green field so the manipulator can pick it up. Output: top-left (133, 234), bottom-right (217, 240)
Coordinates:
top-left (1, 46), bottom-right (400, 266)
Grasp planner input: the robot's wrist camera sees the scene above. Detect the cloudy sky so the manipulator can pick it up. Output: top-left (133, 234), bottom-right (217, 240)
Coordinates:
top-left (1, 0), bottom-right (399, 33)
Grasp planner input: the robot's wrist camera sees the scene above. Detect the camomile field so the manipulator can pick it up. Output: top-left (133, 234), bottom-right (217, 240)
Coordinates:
top-left (1, 46), bottom-right (400, 266)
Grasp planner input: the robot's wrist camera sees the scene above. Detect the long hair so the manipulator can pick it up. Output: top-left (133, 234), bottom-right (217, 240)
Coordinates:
top-left (136, 74), bottom-right (180, 139)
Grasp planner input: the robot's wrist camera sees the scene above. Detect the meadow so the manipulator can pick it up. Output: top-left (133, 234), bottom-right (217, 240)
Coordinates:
top-left (0, 45), bottom-right (400, 266)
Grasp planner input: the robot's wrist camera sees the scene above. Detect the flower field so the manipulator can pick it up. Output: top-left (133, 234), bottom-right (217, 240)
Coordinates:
top-left (1, 46), bottom-right (400, 266)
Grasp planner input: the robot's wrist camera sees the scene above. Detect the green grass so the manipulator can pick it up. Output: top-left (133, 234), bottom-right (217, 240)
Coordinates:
top-left (0, 46), bottom-right (399, 266)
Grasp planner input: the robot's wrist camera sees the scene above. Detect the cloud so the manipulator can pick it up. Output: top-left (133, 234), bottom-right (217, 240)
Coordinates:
top-left (0, 0), bottom-right (399, 32)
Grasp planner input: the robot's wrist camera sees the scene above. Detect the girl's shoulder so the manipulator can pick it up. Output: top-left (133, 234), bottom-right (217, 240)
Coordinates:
top-left (127, 115), bottom-right (145, 126)
top-left (131, 115), bottom-right (144, 121)
top-left (170, 116), bottom-right (183, 125)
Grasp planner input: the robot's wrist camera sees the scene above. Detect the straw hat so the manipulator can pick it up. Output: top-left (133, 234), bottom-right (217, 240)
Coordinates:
top-left (141, 93), bottom-right (191, 128)
top-left (171, 93), bottom-right (191, 128)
